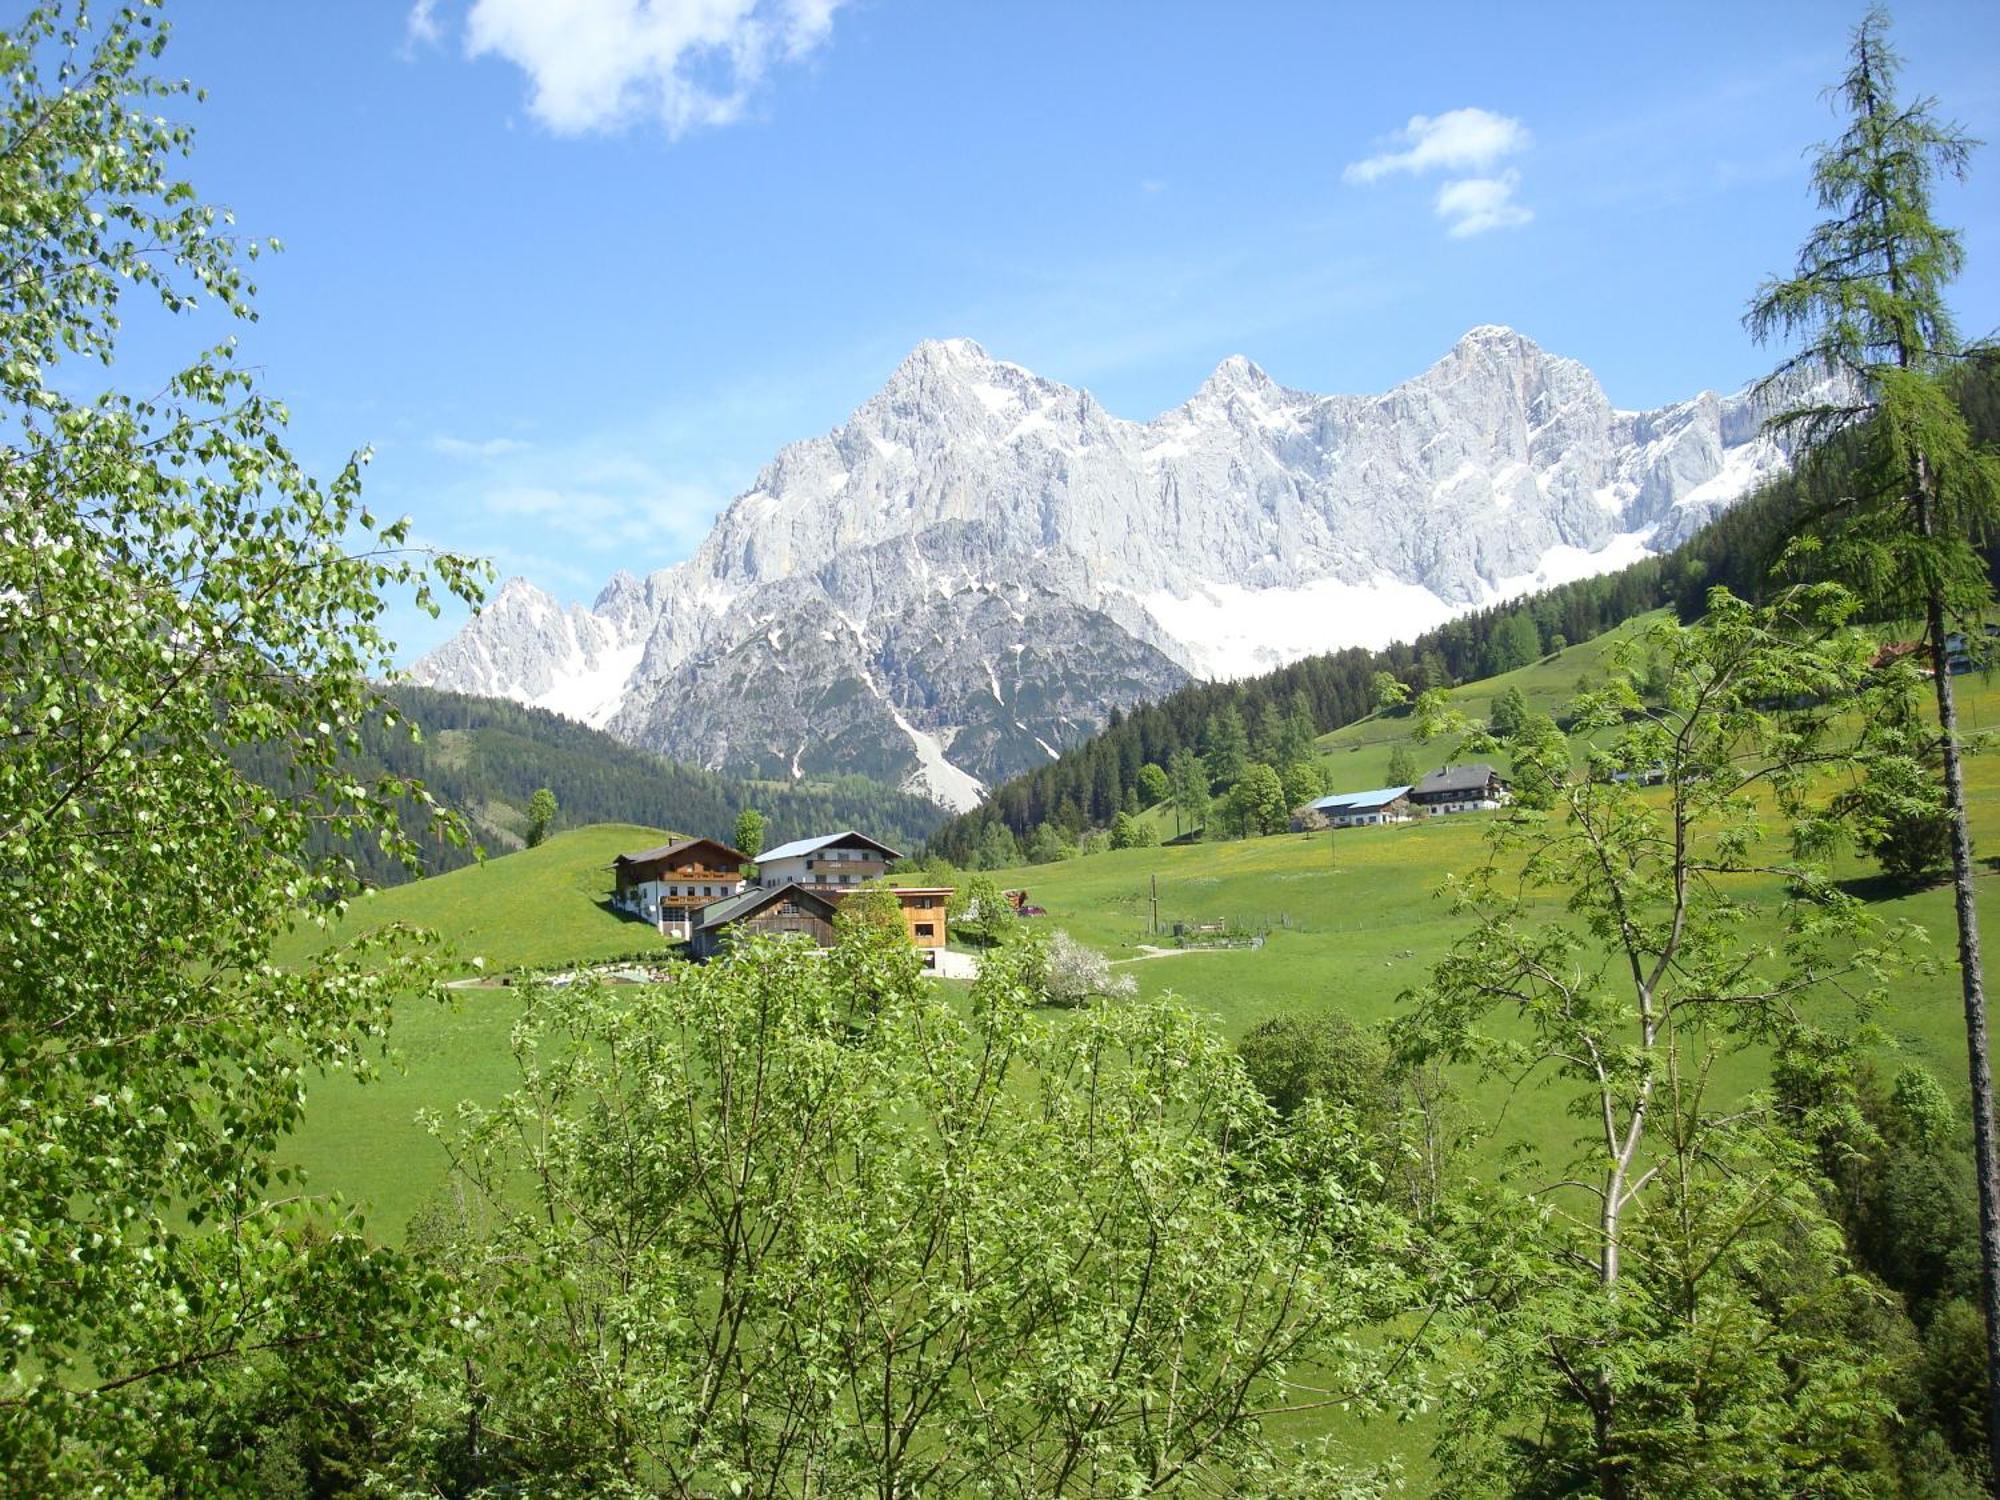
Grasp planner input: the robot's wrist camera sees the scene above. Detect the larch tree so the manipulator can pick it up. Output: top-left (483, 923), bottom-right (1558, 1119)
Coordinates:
top-left (1749, 7), bottom-right (2000, 1470)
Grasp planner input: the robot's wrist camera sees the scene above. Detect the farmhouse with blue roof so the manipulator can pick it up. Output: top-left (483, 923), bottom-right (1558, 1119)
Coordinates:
top-left (1290, 784), bottom-right (1415, 832)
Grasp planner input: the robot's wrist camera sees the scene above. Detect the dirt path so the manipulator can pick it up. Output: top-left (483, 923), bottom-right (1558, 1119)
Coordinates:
top-left (1113, 944), bottom-right (1224, 964)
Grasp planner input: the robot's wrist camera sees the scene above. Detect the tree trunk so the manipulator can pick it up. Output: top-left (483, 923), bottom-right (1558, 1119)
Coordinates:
top-left (1918, 477), bottom-right (2000, 1487)
top-left (1596, 1172), bottom-right (1626, 1500)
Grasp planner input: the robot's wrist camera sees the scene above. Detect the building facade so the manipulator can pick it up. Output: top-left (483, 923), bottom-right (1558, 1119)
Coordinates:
top-left (687, 883), bottom-right (842, 961)
top-left (1408, 764), bottom-right (1512, 816)
top-left (610, 837), bottom-right (749, 937)
top-left (891, 887), bottom-right (951, 950)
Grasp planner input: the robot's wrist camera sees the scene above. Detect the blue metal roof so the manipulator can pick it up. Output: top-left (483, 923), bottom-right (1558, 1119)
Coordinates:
top-left (1308, 785), bottom-right (1413, 811)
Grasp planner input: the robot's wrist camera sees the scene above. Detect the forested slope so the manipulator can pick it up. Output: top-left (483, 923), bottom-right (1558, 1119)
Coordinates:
top-left (240, 684), bottom-right (946, 887)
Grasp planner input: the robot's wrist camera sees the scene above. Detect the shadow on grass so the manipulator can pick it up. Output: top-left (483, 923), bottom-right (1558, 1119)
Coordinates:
top-left (596, 898), bottom-right (656, 925)
top-left (1837, 871), bottom-right (1951, 903)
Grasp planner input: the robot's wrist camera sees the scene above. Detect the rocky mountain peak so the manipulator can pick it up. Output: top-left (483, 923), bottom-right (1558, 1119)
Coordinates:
top-left (414, 329), bottom-right (1807, 809)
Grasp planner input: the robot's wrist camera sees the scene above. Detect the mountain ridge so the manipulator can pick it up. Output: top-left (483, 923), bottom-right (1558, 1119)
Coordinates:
top-left (415, 327), bottom-right (1819, 810)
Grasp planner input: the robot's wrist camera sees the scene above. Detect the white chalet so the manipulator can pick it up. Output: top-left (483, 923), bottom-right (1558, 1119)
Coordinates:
top-left (754, 831), bottom-right (904, 892)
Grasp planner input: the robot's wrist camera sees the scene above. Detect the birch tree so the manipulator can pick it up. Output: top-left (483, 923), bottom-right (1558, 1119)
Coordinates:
top-left (0, 3), bottom-right (482, 1484)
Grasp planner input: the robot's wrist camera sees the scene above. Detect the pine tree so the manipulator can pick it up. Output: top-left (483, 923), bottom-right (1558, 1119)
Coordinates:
top-left (1277, 694), bottom-right (1318, 767)
top-left (1204, 707), bottom-right (1249, 789)
top-left (1749, 8), bottom-right (2000, 1470)
top-left (1168, 747), bottom-right (1209, 837)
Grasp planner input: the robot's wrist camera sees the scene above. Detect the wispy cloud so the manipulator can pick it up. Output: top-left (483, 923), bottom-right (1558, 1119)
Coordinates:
top-left (1434, 170), bottom-right (1533, 238)
top-left (1343, 107), bottom-right (1530, 184)
top-left (415, 0), bottom-right (845, 138)
top-left (404, 0), bottom-right (443, 50)
top-left (429, 432), bottom-right (531, 459)
top-left (481, 476), bottom-right (729, 556)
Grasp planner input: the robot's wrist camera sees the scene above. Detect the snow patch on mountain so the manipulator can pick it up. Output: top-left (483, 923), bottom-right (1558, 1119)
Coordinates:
top-left (1132, 577), bottom-right (1466, 681)
top-left (533, 635), bottom-right (646, 728)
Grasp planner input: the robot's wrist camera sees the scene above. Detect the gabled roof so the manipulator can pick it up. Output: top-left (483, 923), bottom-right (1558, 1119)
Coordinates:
top-left (696, 881), bottom-right (841, 932)
top-left (1414, 764), bottom-right (1506, 796)
top-left (1308, 785), bottom-right (1412, 812)
top-left (614, 836), bottom-right (748, 868)
top-left (755, 830), bottom-right (904, 865)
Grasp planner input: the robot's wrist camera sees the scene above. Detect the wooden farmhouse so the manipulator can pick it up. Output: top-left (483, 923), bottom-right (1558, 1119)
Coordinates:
top-left (687, 884), bottom-right (843, 961)
top-left (1291, 784), bottom-right (1414, 832)
top-left (610, 837), bottom-right (749, 937)
top-left (754, 831), bottom-right (902, 891)
top-left (1408, 764), bottom-right (1512, 816)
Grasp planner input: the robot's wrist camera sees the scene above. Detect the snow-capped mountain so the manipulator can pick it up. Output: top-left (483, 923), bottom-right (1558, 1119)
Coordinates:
top-left (413, 327), bottom-right (1810, 811)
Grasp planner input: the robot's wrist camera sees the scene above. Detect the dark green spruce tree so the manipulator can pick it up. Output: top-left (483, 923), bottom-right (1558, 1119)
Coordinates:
top-left (1750, 8), bottom-right (2000, 1475)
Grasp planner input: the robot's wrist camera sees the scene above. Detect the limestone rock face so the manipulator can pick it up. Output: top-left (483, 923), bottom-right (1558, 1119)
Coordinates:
top-left (413, 328), bottom-right (1815, 810)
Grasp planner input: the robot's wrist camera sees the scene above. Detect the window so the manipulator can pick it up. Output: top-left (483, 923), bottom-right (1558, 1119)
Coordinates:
top-left (915, 923), bottom-right (935, 938)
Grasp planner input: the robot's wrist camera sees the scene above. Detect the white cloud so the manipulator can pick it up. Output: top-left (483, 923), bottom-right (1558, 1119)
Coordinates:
top-left (437, 0), bottom-right (844, 138)
top-left (1343, 107), bottom-right (1530, 184)
top-left (1435, 171), bottom-right (1534, 238)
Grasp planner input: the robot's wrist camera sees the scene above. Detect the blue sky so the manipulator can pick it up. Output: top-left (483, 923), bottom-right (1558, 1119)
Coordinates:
top-left (129, 1), bottom-right (2000, 660)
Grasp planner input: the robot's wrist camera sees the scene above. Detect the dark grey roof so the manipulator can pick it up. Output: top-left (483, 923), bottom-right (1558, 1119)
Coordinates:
top-left (615, 836), bottom-right (748, 867)
top-left (696, 882), bottom-right (837, 932)
top-left (1415, 764), bottom-right (1506, 796)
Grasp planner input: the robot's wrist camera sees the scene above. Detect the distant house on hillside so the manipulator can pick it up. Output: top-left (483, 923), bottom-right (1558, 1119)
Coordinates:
top-left (891, 887), bottom-right (951, 954)
top-left (1943, 624), bottom-right (2000, 674)
top-left (755, 831), bottom-right (903, 891)
top-left (687, 883), bottom-right (842, 961)
top-left (1291, 785), bottom-right (1414, 832)
top-left (610, 837), bottom-right (749, 937)
top-left (1409, 764), bottom-right (1511, 816)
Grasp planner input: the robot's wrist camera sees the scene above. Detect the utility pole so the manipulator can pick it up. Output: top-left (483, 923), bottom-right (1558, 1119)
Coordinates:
top-left (1150, 872), bottom-right (1159, 936)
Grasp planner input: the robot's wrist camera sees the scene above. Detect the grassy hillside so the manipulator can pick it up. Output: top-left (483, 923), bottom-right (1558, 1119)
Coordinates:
top-left (283, 822), bottom-right (681, 973)
top-left (279, 824), bottom-right (685, 1235)
top-left (1310, 610), bottom-right (1661, 786)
